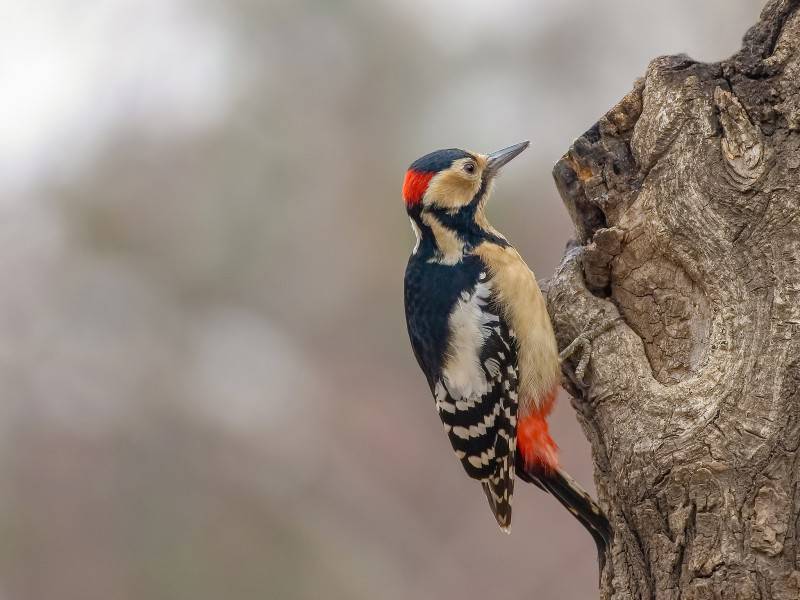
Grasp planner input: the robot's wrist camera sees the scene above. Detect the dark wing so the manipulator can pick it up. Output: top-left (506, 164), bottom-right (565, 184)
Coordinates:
top-left (432, 276), bottom-right (520, 529)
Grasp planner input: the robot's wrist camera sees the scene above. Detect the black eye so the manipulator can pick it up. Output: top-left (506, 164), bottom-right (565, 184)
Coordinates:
top-left (464, 162), bottom-right (476, 174)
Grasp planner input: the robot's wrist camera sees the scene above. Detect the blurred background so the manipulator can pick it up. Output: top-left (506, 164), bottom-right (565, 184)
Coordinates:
top-left (0, 1), bottom-right (763, 598)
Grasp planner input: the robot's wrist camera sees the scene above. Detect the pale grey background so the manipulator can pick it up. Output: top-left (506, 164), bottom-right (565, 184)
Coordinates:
top-left (0, 1), bottom-right (763, 598)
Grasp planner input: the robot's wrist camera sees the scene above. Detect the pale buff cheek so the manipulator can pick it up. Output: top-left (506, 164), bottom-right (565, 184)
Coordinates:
top-left (424, 169), bottom-right (481, 209)
top-left (472, 180), bottom-right (500, 236)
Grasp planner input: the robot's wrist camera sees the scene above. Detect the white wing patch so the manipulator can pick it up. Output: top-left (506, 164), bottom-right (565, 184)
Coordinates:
top-left (442, 278), bottom-right (499, 400)
top-left (430, 273), bottom-right (518, 529)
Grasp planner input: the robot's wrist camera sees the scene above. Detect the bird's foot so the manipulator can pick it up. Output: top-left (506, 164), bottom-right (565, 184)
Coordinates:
top-left (559, 317), bottom-right (623, 388)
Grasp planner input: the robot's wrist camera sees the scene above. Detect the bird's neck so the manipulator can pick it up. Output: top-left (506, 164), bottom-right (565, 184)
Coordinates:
top-left (410, 207), bottom-right (508, 265)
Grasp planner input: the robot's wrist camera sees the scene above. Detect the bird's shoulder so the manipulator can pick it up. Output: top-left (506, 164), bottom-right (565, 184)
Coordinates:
top-left (472, 241), bottom-right (537, 286)
top-left (472, 240), bottom-right (545, 319)
top-left (404, 254), bottom-right (486, 382)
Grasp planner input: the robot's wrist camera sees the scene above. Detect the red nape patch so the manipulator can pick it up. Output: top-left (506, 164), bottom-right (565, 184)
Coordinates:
top-left (517, 408), bottom-right (559, 474)
top-left (402, 169), bottom-right (434, 207)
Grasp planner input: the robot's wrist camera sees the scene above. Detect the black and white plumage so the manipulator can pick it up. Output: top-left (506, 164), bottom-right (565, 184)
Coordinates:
top-left (405, 255), bottom-right (519, 528)
top-left (401, 142), bottom-right (611, 554)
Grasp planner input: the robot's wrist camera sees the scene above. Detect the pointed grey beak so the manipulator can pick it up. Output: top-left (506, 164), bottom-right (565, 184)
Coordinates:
top-left (485, 141), bottom-right (530, 176)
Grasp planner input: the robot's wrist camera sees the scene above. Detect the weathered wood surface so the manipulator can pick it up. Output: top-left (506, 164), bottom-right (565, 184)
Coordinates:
top-left (548, 1), bottom-right (800, 598)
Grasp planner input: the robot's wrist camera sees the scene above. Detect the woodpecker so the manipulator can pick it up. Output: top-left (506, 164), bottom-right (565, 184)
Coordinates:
top-left (403, 142), bottom-right (610, 550)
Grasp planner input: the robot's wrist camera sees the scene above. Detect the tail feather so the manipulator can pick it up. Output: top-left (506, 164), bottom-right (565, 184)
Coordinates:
top-left (482, 454), bottom-right (515, 531)
top-left (516, 456), bottom-right (611, 572)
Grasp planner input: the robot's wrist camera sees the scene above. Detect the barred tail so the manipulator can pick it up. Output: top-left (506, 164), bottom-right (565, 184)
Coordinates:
top-left (481, 454), bottom-right (515, 532)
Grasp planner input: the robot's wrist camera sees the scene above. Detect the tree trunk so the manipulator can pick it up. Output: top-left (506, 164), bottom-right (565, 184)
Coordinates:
top-left (547, 1), bottom-right (800, 598)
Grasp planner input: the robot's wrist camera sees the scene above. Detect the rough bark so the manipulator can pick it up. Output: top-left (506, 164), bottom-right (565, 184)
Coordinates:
top-left (547, 2), bottom-right (800, 598)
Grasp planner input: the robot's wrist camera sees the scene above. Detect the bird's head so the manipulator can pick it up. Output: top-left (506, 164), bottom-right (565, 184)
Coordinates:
top-left (402, 141), bottom-right (529, 258)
